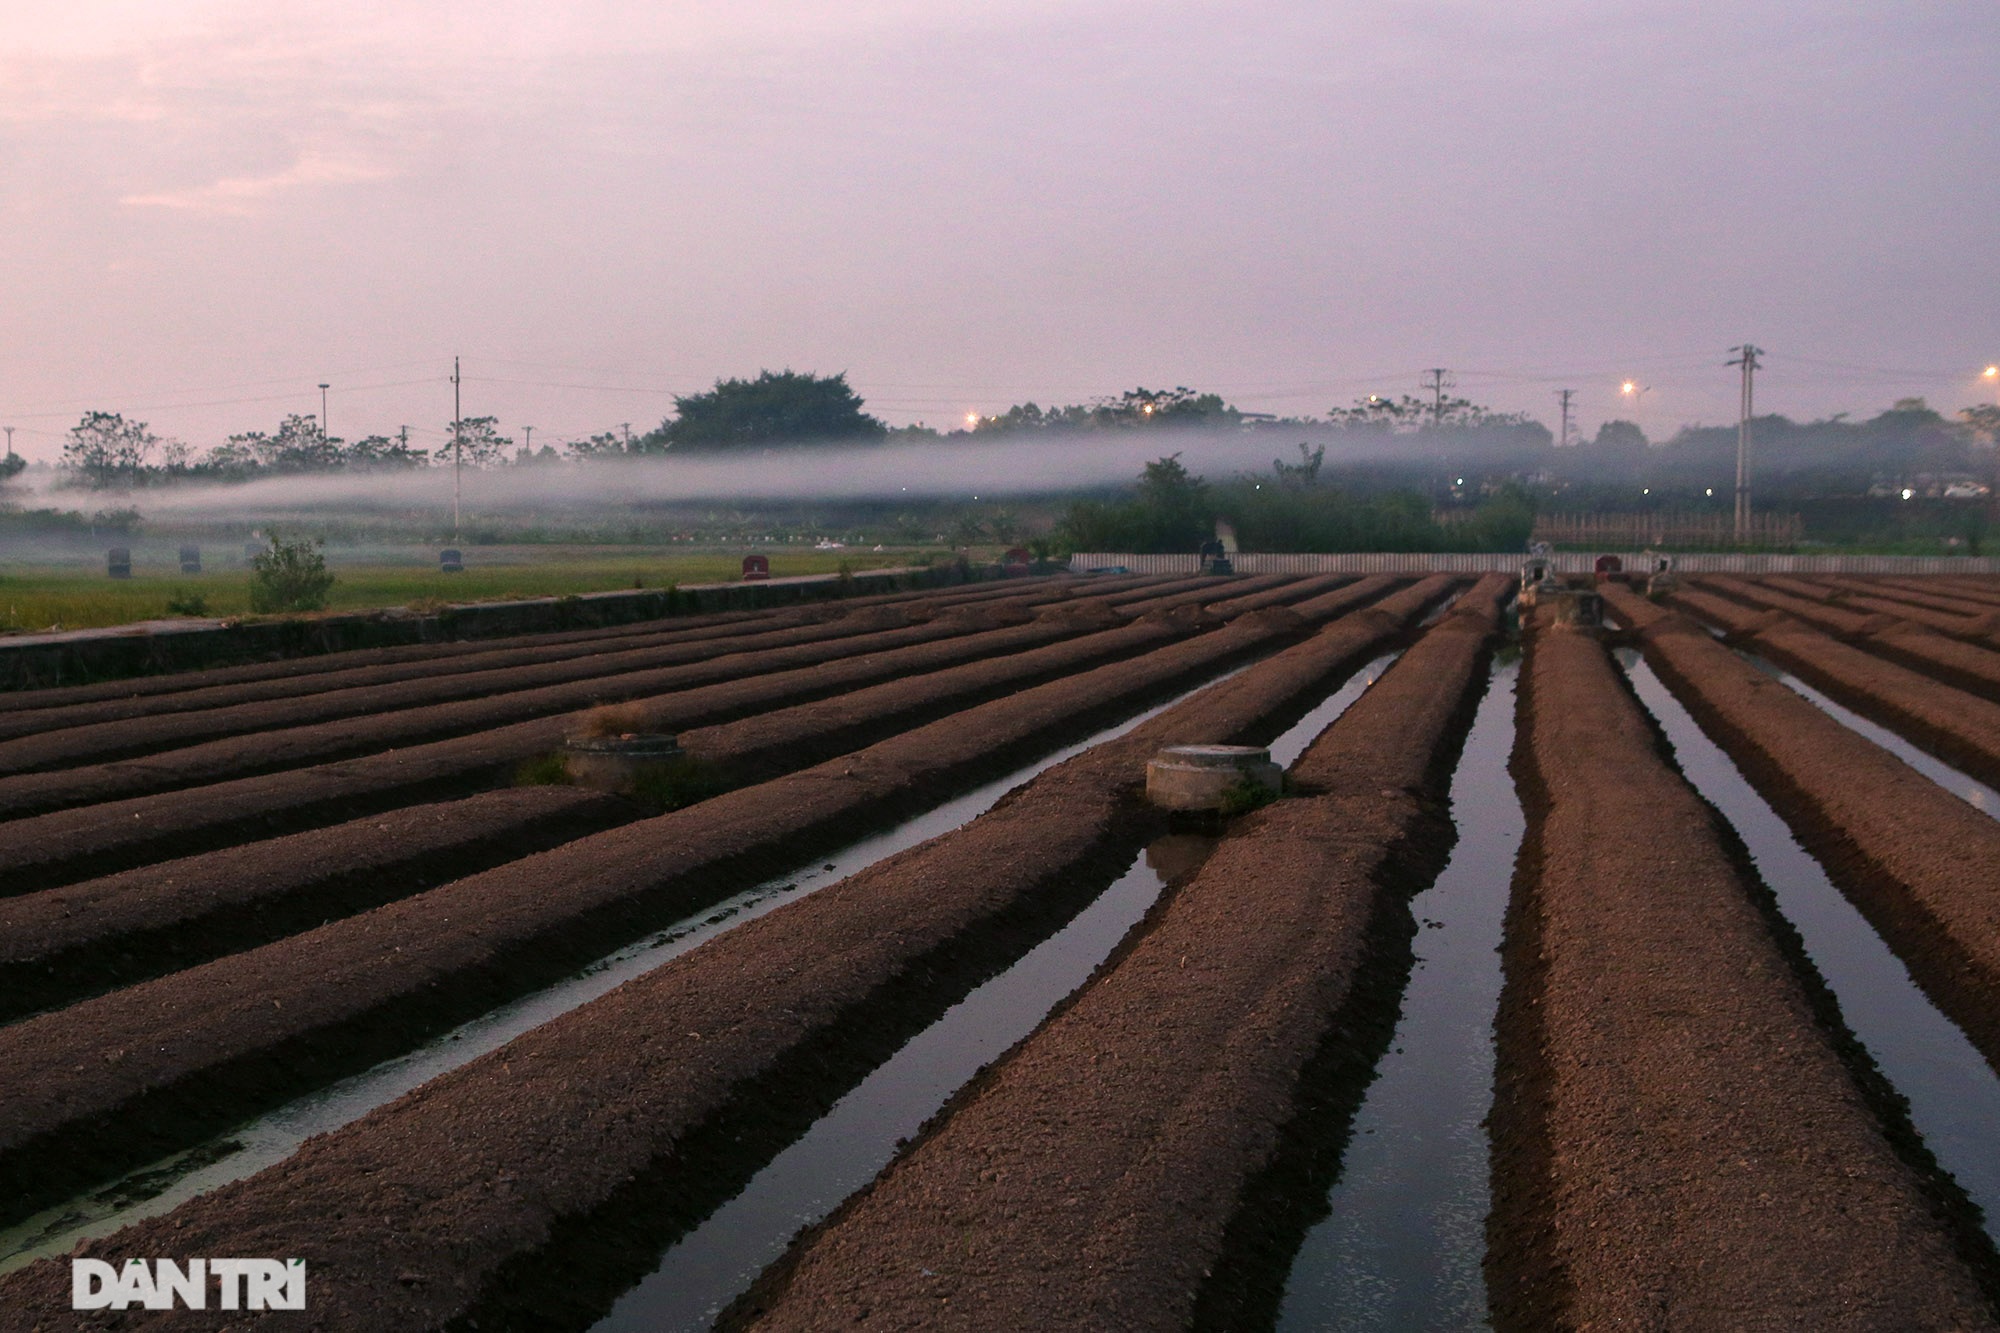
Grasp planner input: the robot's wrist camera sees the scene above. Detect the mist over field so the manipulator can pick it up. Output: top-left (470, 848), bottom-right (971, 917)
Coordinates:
top-left (10, 429), bottom-right (1430, 518)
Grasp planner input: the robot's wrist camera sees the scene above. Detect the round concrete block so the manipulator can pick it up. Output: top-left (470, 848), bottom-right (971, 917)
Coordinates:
top-left (1146, 744), bottom-right (1283, 811)
top-left (563, 733), bottom-right (683, 793)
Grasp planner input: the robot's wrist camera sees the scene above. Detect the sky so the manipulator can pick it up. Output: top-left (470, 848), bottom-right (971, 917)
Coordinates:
top-left (3, 0), bottom-right (1998, 465)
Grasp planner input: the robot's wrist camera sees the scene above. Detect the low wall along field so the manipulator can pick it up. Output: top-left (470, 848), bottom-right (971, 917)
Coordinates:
top-left (2, 568), bottom-right (1999, 1328)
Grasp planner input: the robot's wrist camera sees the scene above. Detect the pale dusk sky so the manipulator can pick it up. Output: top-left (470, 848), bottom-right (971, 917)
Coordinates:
top-left (3, 0), bottom-right (1996, 461)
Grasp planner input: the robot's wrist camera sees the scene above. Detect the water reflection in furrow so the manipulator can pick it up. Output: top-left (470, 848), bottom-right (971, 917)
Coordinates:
top-left (1621, 650), bottom-right (2000, 1241)
top-left (1275, 659), bottom-right (1520, 1332)
top-left (0, 663), bottom-right (1256, 1277)
top-left (1738, 651), bottom-right (2000, 818)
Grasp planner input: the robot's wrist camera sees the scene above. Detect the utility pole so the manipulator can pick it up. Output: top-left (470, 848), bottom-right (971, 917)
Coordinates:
top-left (318, 383), bottom-right (330, 445)
top-left (1421, 368), bottom-right (1454, 429)
top-left (1555, 389), bottom-right (1576, 448)
top-left (522, 425), bottom-right (534, 458)
top-left (451, 357), bottom-right (463, 542)
top-left (1727, 345), bottom-right (1762, 544)
top-left (621, 422), bottom-right (632, 451)
top-left (3, 427), bottom-right (14, 462)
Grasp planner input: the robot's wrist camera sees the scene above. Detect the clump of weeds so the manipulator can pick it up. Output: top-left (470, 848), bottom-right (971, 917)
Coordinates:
top-left (577, 703), bottom-right (650, 738)
top-left (626, 755), bottom-right (728, 813)
top-left (515, 753), bottom-right (573, 786)
top-left (1218, 776), bottom-right (1284, 818)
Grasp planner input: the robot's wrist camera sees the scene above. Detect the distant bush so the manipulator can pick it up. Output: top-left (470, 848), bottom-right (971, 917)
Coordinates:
top-left (164, 591), bottom-right (208, 616)
top-left (248, 532), bottom-right (335, 613)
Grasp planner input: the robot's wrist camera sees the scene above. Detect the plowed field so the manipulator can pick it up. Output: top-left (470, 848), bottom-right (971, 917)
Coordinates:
top-left (4, 571), bottom-right (1999, 1330)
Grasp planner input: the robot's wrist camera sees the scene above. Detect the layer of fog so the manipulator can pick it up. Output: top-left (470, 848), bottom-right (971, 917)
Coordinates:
top-left (13, 428), bottom-right (1433, 518)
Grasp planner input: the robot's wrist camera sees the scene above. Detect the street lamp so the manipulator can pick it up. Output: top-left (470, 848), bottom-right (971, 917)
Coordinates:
top-left (1620, 380), bottom-right (1651, 419)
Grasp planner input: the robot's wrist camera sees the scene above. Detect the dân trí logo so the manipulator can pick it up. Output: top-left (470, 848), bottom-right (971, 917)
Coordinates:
top-left (72, 1257), bottom-right (306, 1310)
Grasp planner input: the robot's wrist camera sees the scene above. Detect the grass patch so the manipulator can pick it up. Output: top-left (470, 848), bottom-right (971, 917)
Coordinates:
top-left (627, 755), bottom-right (729, 813)
top-left (514, 753), bottom-right (573, 786)
top-left (0, 546), bottom-right (927, 633)
top-left (1218, 776), bottom-right (1284, 817)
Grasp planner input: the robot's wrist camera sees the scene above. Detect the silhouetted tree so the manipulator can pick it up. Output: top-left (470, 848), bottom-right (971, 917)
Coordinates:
top-left (650, 371), bottom-right (885, 452)
top-left (61, 412), bottom-right (160, 488)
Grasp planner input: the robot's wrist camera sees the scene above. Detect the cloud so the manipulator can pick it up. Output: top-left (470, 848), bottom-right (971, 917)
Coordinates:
top-left (119, 147), bottom-right (399, 214)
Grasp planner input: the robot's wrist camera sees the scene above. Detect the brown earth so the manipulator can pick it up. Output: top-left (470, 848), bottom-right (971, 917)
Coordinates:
top-left (0, 576), bottom-right (1072, 745)
top-left (1602, 584), bottom-right (2000, 1074)
top-left (0, 600), bottom-right (1085, 816)
top-left (1773, 577), bottom-right (2000, 645)
top-left (0, 786), bottom-right (634, 1022)
top-left (0, 577), bottom-right (1273, 815)
top-left (1685, 577), bottom-right (2000, 704)
top-left (1487, 609), bottom-right (1997, 1331)
top-left (0, 572), bottom-right (1125, 716)
top-left (0, 576), bottom-right (1312, 888)
top-left (1, 585), bottom-right (1321, 1001)
top-left (0, 581), bottom-right (1114, 770)
top-left (0, 588), bottom-right (1243, 891)
top-left (1665, 584), bottom-right (2000, 790)
top-left (1828, 576), bottom-right (2000, 618)
top-left (0, 577), bottom-right (1459, 1330)
top-left (0, 579), bottom-right (1418, 1227)
top-left (732, 576), bottom-right (1509, 1332)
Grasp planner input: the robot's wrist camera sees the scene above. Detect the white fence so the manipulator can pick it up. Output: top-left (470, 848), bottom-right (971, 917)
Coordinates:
top-left (1067, 551), bottom-right (2000, 576)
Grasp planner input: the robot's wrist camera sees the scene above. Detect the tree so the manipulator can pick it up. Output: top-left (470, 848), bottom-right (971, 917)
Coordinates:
top-left (1272, 442), bottom-right (1326, 488)
top-left (61, 412), bottom-right (158, 487)
top-left (1097, 386), bottom-right (1239, 428)
top-left (1591, 419), bottom-right (1649, 450)
top-left (249, 532), bottom-right (336, 613)
top-left (1959, 404), bottom-right (2000, 448)
top-left (1133, 454), bottom-right (1213, 551)
top-left (346, 434), bottom-right (427, 470)
top-left (655, 371), bottom-right (886, 452)
top-left (566, 430), bottom-right (628, 459)
top-left (226, 414), bottom-right (342, 472)
top-left (435, 416), bottom-right (512, 468)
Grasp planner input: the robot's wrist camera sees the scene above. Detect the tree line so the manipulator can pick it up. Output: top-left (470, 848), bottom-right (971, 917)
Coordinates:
top-left (32, 369), bottom-right (2000, 498)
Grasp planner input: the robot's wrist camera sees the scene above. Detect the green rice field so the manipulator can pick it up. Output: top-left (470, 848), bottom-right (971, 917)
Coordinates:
top-left (0, 546), bottom-right (938, 634)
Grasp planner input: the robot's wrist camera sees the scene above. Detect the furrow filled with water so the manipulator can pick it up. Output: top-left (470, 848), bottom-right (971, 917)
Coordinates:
top-left (1621, 650), bottom-right (2000, 1243)
top-left (1275, 657), bottom-right (1521, 1331)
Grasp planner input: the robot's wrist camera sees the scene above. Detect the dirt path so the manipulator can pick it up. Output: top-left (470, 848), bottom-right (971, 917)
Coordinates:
top-left (1487, 608), bottom-right (1997, 1331)
top-left (1601, 584), bottom-right (2000, 1075)
top-left (730, 577), bottom-right (1508, 1333)
top-left (0, 579), bottom-right (1459, 1330)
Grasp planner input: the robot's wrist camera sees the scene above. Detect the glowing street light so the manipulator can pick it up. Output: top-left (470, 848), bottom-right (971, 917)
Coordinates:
top-left (964, 411), bottom-right (979, 428)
